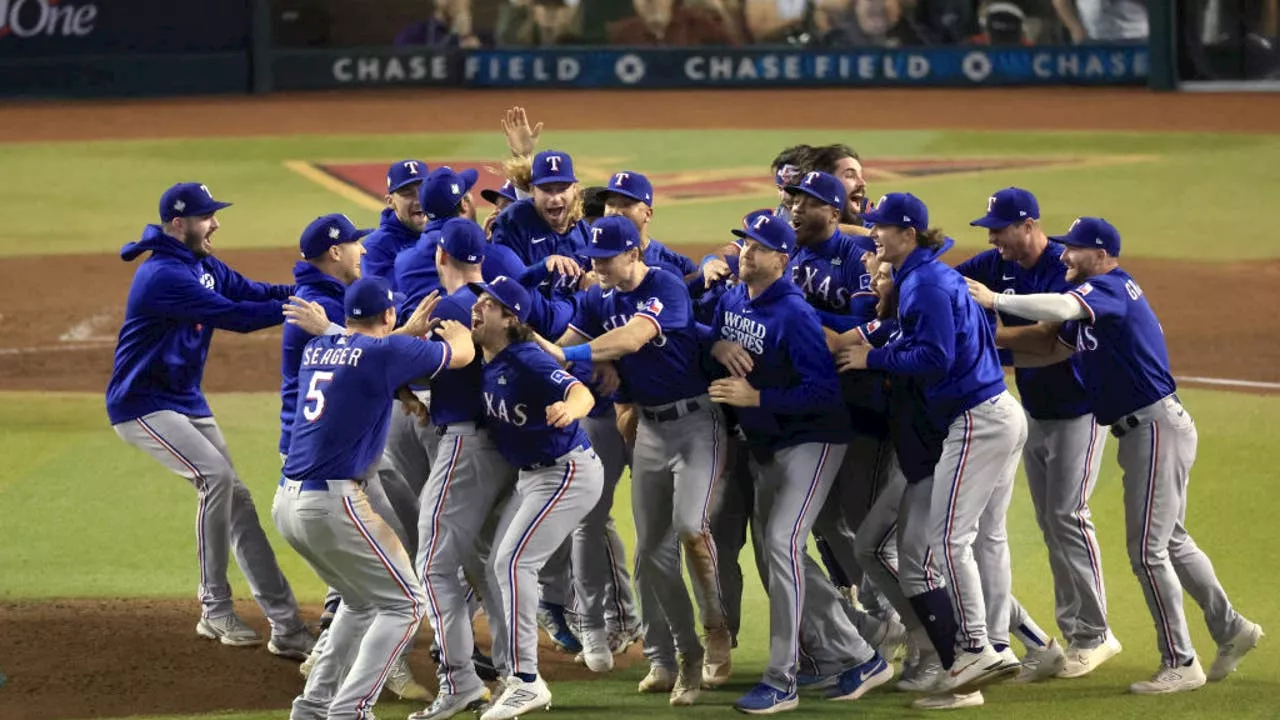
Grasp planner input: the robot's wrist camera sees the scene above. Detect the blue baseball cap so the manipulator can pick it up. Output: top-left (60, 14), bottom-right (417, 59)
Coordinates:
top-left (440, 218), bottom-right (486, 264)
top-left (345, 276), bottom-right (396, 319)
top-left (469, 275), bottom-right (531, 323)
top-left (785, 170), bottom-right (847, 212)
top-left (480, 179), bottom-right (519, 206)
top-left (299, 213), bottom-right (373, 259)
top-left (604, 170), bottom-right (653, 206)
top-left (971, 187), bottom-right (1040, 229)
top-left (159, 182), bottom-right (233, 222)
top-left (420, 167), bottom-right (479, 220)
top-left (862, 193), bottom-right (929, 231)
top-left (583, 215), bottom-right (641, 258)
top-left (1051, 217), bottom-right (1122, 257)
top-left (532, 150), bottom-right (576, 186)
top-left (387, 159), bottom-right (428, 193)
top-left (732, 212), bottom-right (795, 254)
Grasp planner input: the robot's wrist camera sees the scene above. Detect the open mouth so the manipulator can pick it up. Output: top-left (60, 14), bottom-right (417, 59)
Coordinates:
top-left (471, 313), bottom-right (483, 330)
top-left (545, 206), bottom-right (566, 224)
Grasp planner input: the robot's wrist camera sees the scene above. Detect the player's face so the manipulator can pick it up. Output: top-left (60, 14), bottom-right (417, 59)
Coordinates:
top-left (871, 224), bottom-right (914, 267)
top-left (388, 184), bottom-right (426, 233)
top-left (1062, 246), bottom-right (1104, 283)
top-left (590, 249), bottom-right (639, 288)
top-left (333, 241), bottom-right (365, 285)
top-left (604, 196), bottom-right (652, 234)
top-left (832, 155), bottom-right (867, 222)
top-left (987, 219), bottom-right (1033, 263)
top-left (178, 214), bottom-right (218, 257)
top-left (789, 194), bottom-right (838, 243)
top-left (871, 263), bottom-right (893, 298)
top-left (470, 294), bottom-right (511, 349)
top-left (534, 182), bottom-right (577, 231)
top-left (739, 239), bottom-right (786, 285)
top-left (459, 192), bottom-right (477, 222)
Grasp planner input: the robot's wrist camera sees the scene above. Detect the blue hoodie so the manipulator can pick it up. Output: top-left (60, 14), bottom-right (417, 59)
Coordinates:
top-left (393, 216), bottom-right (449, 316)
top-left (712, 277), bottom-right (850, 451)
top-left (106, 226), bottom-right (293, 425)
top-left (361, 208), bottom-right (421, 290)
top-left (866, 238), bottom-right (1005, 428)
top-left (491, 198), bottom-right (588, 299)
top-left (278, 261), bottom-right (346, 455)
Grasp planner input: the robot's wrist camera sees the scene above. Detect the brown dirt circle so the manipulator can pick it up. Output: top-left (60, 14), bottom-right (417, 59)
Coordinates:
top-left (0, 88), bottom-right (1277, 720)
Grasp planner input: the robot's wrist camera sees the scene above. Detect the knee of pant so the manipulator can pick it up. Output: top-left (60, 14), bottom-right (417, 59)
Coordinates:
top-left (675, 519), bottom-right (709, 541)
top-left (853, 533), bottom-right (881, 567)
top-left (1127, 538), bottom-right (1169, 571)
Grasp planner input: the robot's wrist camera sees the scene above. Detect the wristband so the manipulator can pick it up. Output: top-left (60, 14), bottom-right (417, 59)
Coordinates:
top-left (562, 344), bottom-right (592, 363)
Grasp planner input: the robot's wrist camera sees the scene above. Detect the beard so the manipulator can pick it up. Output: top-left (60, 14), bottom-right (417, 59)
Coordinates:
top-left (183, 227), bottom-right (212, 257)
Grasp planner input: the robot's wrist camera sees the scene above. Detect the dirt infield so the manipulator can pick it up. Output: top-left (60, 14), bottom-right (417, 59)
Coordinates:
top-left (0, 87), bottom-right (1277, 720)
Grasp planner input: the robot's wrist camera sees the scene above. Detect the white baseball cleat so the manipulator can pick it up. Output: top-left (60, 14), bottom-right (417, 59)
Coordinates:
top-left (1058, 631), bottom-right (1123, 679)
top-left (1129, 657), bottom-right (1207, 695)
top-left (638, 664), bottom-right (675, 694)
top-left (938, 645), bottom-right (1018, 694)
top-left (702, 625), bottom-right (733, 687)
top-left (897, 658), bottom-right (943, 693)
top-left (409, 685), bottom-right (492, 720)
top-left (480, 676), bottom-right (552, 720)
top-left (1014, 637), bottom-right (1067, 683)
top-left (386, 657), bottom-right (433, 701)
top-left (911, 691), bottom-right (985, 710)
top-left (1208, 621), bottom-right (1264, 681)
top-left (579, 628), bottom-right (614, 673)
top-left (196, 613), bottom-right (262, 647)
top-left (670, 654), bottom-right (702, 706)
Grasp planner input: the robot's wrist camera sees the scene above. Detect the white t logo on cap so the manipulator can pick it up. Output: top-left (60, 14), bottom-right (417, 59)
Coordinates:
top-left (591, 227), bottom-right (603, 244)
top-left (546, 155), bottom-right (563, 173)
top-left (804, 171), bottom-right (819, 185)
top-left (752, 215), bottom-right (769, 230)
top-left (987, 195), bottom-right (997, 212)
top-left (199, 184), bottom-right (213, 198)
top-left (1069, 218), bottom-right (1082, 232)
top-left (404, 161), bottom-right (420, 175)
top-left (613, 172), bottom-right (629, 186)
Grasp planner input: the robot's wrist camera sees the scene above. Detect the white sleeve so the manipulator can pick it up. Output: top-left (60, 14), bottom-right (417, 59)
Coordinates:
top-left (992, 292), bottom-right (1090, 323)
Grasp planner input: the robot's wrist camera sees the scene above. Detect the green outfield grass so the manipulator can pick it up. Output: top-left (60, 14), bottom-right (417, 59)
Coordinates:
top-left (3, 129), bottom-right (1280, 260)
top-left (2, 386), bottom-right (1277, 719)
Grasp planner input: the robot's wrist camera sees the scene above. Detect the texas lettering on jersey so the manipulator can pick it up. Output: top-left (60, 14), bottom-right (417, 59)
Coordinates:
top-left (791, 263), bottom-right (856, 312)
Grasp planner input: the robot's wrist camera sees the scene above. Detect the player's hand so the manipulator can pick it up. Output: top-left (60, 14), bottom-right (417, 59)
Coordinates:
top-left (283, 296), bottom-right (333, 336)
top-left (483, 211), bottom-right (499, 238)
top-left (546, 254), bottom-right (583, 278)
top-left (836, 344), bottom-right (872, 372)
top-left (434, 318), bottom-right (471, 346)
top-left (501, 106), bottom-right (543, 158)
top-left (578, 270), bottom-right (600, 291)
top-left (711, 340), bottom-right (754, 377)
top-left (702, 257), bottom-right (732, 288)
top-left (965, 278), bottom-right (997, 309)
top-left (545, 401), bottom-right (575, 428)
top-left (709, 377), bottom-right (761, 407)
top-left (399, 291), bottom-right (442, 337)
top-left (396, 387), bottom-right (431, 425)
top-left (533, 333), bottom-right (568, 364)
top-left (615, 403), bottom-right (638, 448)
top-left (592, 361), bottom-right (621, 395)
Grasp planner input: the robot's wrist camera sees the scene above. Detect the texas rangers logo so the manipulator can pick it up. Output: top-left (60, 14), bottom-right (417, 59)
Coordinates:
top-left (199, 272), bottom-right (215, 290)
top-left (591, 227), bottom-right (604, 245)
top-left (403, 161), bottom-right (420, 175)
top-left (639, 297), bottom-right (664, 316)
top-left (545, 155), bottom-right (563, 173)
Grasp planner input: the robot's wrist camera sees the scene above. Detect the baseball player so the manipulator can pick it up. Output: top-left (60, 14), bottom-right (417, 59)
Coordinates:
top-left (960, 187), bottom-right (1117, 680)
top-left (967, 216), bottom-right (1264, 695)
top-left (838, 193), bottom-right (1027, 700)
top-left (468, 276), bottom-right (605, 720)
top-left (481, 179), bottom-right (520, 237)
top-left (274, 275), bottom-right (473, 720)
top-left (362, 159), bottom-right (429, 290)
top-left (491, 149), bottom-right (590, 301)
top-left (106, 182), bottom-right (310, 655)
top-left (802, 143), bottom-right (871, 234)
top-left (709, 213), bottom-right (893, 714)
top-left (540, 216), bottom-right (732, 703)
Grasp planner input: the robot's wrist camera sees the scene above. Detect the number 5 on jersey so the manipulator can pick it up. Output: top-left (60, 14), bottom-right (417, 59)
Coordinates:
top-left (303, 371), bottom-right (334, 422)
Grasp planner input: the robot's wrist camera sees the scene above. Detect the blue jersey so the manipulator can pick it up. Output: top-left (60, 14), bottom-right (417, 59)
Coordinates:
top-left (956, 244), bottom-right (1091, 420)
top-left (712, 279), bottom-right (849, 451)
top-left (483, 241), bottom-right (532, 285)
top-left (362, 208), bottom-right (420, 290)
top-left (867, 240), bottom-right (1005, 427)
top-left (1057, 269), bottom-right (1177, 426)
top-left (278, 261), bottom-right (346, 455)
top-left (106, 226), bottom-right (292, 425)
top-left (644, 236), bottom-right (698, 279)
top-left (428, 286), bottom-right (486, 428)
top-left (569, 267), bottom-right (707, 407)
top-left (393, 217), bottom-right (448, 317)
top-left (283, 333), bottom-right (452, 481)
top-left (491, 198), bottom-right (588, 298)
top-left (789, 229), bottom-right (878, 325)
top-left (481, 341), bottom-right (591, 469)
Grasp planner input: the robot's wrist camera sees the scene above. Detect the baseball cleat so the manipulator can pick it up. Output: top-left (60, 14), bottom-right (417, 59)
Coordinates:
top-left (386, 657), bottom-right (433, 701)
top-left (937, 645), bottom-right (1018, 694)
top-left (535, 601), bottom-right (581, 654)
top-left (480, 676), bottom-right (552, 720)
top-left (826, 652), bottom-right (894, 701)
top-left (637, 664), bottom-right (675, 694)
top-left (670, 654), bottom-right (702, 706)
top-left (733, 683), bottom-right (799, 714)
top-left (1129, 658), bottom-right (1207, 695)
top-left (911, 690), bottom-right (985, 710)
top-left (409, 685), bottom-right (492, 720)
top-left (1057, 631), bottom-right (1123, 679)
top-left (196, 613), bottom-right (262, 647)
top-left (267, 627), bottom-right (316, 661)
top-left (579, 628), bottom-right (614, 673)
top-left (608, 623), bottom-right (645, 654)
top-left (473, 647), bottom-right (500, 682)
top-left (702, 624), bottom-right (734, 687)
top-left (1014, 637), bottom-right (1066, 683)
top-left (897, 658), bottom-right (942, 693)
top-left (1208, 621), bottom-right (1263, 681)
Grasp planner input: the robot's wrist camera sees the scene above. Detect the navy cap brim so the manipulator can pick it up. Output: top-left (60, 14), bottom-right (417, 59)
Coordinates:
top-left (1049, 233), bottom-right (1094, 248)
top-left (970, 214), bottom-right (1016, 229)
top-left (468, 281), bottom-right (525, 318)
top-left (731, 228), bottom-right (789, 253)
top-left (458, 168), bottom-right (479, 191)
top-left (532, 174), bottom-right (576, 187)
top-left (165, 199), bottom-right (233, 221)
top-left (783, 183), bottom-right (844, 212)
top-left (388, 178), bottom-right (424, 193)
top-left (581, 245), bottom-right (629, 259)
top-left (603, 186), bottom-right (650, 206)
top-left (480, 189), bottom-right (503, 204)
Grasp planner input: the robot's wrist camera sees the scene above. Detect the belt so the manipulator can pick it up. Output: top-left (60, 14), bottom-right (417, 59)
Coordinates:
top-left (521, 444), bottom-right (588, 472)
top-left (640, 396), bottom-right (707, 423)
top-left (278, 477), bottom-right (335, 492)
top-left (1110, 393), bottom-right (1180, 438)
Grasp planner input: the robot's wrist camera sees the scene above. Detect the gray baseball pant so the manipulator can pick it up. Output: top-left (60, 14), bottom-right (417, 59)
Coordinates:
top-left (572, 414), bottom-right (640, 631)
top-left (114, 411), bottom-right (303, 633)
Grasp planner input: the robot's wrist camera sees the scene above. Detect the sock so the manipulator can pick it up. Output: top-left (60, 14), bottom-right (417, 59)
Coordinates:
top-left (1013, 620), bottom-right (1050, 649)
top-left (993, 643), bottom-right (1008, 654)
top-left (515, 672), bottom-right (537, 683)
top-left (908, 589), bottom-right (958, 669)
top-left (815, 534), bottom-right (852, 588)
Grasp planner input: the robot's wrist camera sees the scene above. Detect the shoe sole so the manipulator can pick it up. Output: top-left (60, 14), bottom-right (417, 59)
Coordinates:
top-left (1056, 644), bottom-right (1123, 679)
top-left (669, 691), bottom-right (700, 707)
top-left (912, 694), bottom-right (985, 710)
top-left (196, 623), bottom-right (262, 648)
top-left (267, 641), bottom-right (311, 661)
top-left (827, 664), bottom-right (895, 701)
top-left (1129, 682), bottom-right (1206, 695)
top-left (1014, 654), bottom-right (1067, 684)
top-left (949, 662), bottom-right (1020, 694)
top-left (410, 691), bottom-right (493, 720)
top-left (734, 697), bottom-right (799, 714)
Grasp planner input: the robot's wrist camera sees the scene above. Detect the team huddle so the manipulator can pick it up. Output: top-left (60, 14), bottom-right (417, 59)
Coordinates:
top-left (106, 108), bottom-right (1263, 719)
